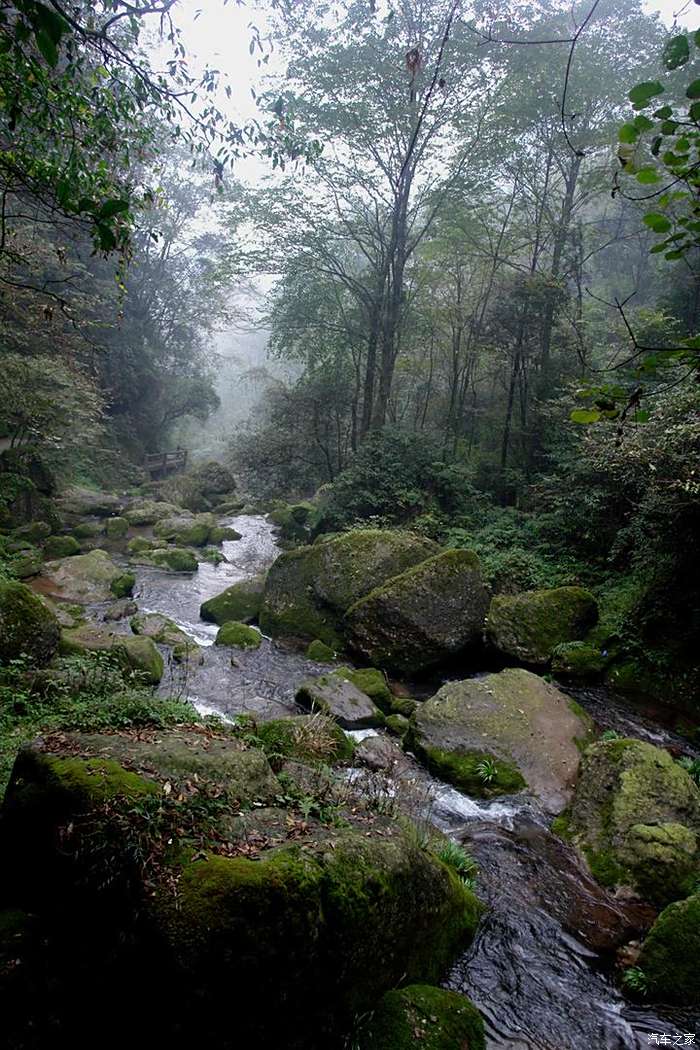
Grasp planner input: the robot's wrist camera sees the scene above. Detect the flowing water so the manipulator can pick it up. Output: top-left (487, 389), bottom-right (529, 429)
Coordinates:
top-left (92, 514), bottom-right (698, 1050)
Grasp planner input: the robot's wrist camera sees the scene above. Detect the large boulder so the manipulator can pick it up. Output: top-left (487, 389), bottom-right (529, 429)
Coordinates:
top-left (259, 530), bottom-right (439, 648)
top-left (637, 893), bottom-right (700, 1005)
top-left (0, 579), bottom-right (60, 665)
top-left (296, 673), bottom-right (385, 730)
top-left (123, 499), bottom-right (179, 526)
top-left (131, 547), bottom-right (198, 573)
top-left (406, 668), bottom-right (593, 812)
top-left (200, 575), bottom-right (266, 625)
top-left (130, 613), bottom-right (195, 650)
top-left (153, 513), bottom-right (215, 547)
top-left (56, 486), bottom-right (123, 518)
top-left (44, 535), bottom-right (81, 559)
top-left (346, 549), bottom-right (490, 675)
top-left (41, 549), bottom-right (124, 602)
top-left (358, 984), bottom-right (485, 1050)
top-left (0, 730), bottom-right (480, 1048)
top-left (485, 586), bottom-right (598, 666)
top-left (60, 626), bottom-right (164, 684)
top-left (568, 739), bottom-right (700, 904)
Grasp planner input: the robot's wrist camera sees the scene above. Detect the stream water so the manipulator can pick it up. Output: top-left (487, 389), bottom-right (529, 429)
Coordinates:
top-left (98, 514), bottom-right (698, 1049)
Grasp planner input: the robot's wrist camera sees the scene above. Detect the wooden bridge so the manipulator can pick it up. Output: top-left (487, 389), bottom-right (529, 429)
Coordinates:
top-left (144, 449), bottom-right (188, 479)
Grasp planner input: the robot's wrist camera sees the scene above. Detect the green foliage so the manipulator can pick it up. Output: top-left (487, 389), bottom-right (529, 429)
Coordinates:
top-left (677, 756), bottom-right (700, 787)
top-left (433, 839), bottom-right (479, 890)
top-left (475, 758), bottom-right (498, 785)
top-left (621, 967), bottom-right (650, 997)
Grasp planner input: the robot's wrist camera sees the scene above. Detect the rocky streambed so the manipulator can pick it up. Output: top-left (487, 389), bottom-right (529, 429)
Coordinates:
top-left (50, 511), bottom-right (698, 1049)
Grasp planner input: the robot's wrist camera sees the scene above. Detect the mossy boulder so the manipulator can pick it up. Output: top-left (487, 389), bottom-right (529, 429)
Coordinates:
top-left (0, 579), bottom-right (60, 665)
top-left (407, 668), bottom-right (594, 811)
top-left (214, 622), bottom-right (262, 650)
top-left (110, 572), bottom-right (135, 598)
top-left (41, 549), bottom-right (124, 602)
top-left (358, 984), bottom-right (485, 1050)
top-left (485, 586), bottom-right (598, 666)
top-left (569, 739), bottom-right (700, 904)
top-left (13, 520), bottom-right (52, 543)
top-left (208, 525), bottom-right (242, 544)
top-left (130, 612), bottom-right (194, 650)
top-left (0, 730), bottom-right (481, 1048)
top-left (346, 549), bottom-right (490, 675)
top-left (333, 667), bottom-right (395, 714)
top-left (123, 499), bottom-right (179, 526)
top-left (72, 521), bottom-right (104, 540)
top-left (56, 486), bottom-right (123, 518)
top-left (132, 547), bottom-right (198, 573)
top-left (9, 547), bottom-right (43, 579)
top-left (306, 639), bottom-right (336, 662)
top-left (385, 714), bottom-right (410, 737)
top-left (104, 517), bottom-right (129, 539)
top-left (200, 575), bottom-right (266, 625)
top-left (551, 641), bottom-right (608, 680)
top-left (127, 536), bottom-right (159, 554)
top-left (269, 502), bottom-right (316, 544)
top-left (297, 673), bottom-right (385, 730)
top-left (259, 530), bottom-right (439, 648)
top-left (44, 534), bottom-right (81, 559)
top-left (637, 893), bottom-right (700, 1005)
top-left (153, 513), bottom-right (214, 547)
top-left (255, 715), bottom-right (354, 767)
top-left (59, 626), bottom-right (163, 684)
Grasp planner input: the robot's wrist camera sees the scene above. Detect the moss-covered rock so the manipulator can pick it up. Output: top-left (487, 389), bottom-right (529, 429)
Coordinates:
top-left (407, 668), bottom-right (594, 811)
top-left (637, 893), bottom-right (700, 1005)
top-left (333, 667), bottom-right (394, 714)
top-left (9, 547), bottom-right (43, 579)
top-left (59, 626), bottom-right (163, 683)
top-left (200, 575), bottom-right (266, 626)
top-left (255, 715), bottom-right (354, 767)
top-left (72, 521), bottom-right (104, 539)
top-left (346, 549), bottom-right (490, 675)
top-left (551, 641), bottom-right (608, 680)
top-left (208, 525), bottom-right (241, 544)
top-left (13, 520), bottom-right (52, 543)
top-left (104, 516), bottom-right (129, 539)
top-left (127, 536), bottom-right (158, 554)
top-left (259, 530), bottom-right (439, 648)
top-left (123, 499), bottom-right (179, 526)
top-left (385, 713), bottom-right (410, 737)
top-left (0, 578), bottom-right (60, 665)
top-left (130, 612), bottom-right (193, 649)
top-left (153, 513), bottom-right (214, 547)
top-left (297, 673), bottom-right (385, 730)
top-left (485, 586), bottom-right (598, 666)
top-left (358, 984), bottom-right (485, 1050)
top-left (44, 534), bottom-right (81, 559)
top-left (132, 547), bottom-right (198, 573)
top-left (41, 548), bottom-right (124, 602)
top-left (569, 739), bottom-right (700, 904)
top-left (56, 486), bottom-right (123, 518)
top-left (110, 572), bottom-right (135, 598)
top-left (306, 639), bottom-right (336, 662)
top-left (215, 622), bottom-right (262, 650)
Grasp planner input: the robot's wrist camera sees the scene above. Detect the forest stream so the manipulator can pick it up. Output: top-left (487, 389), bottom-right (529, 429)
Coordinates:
top-left (75, 513), bottom-right (699, 1050)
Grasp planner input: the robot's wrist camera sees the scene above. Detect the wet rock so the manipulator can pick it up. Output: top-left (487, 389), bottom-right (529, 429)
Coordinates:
top-left (0, 579), bottom-right (60, 665)
top-left (127, 536), bottom-right (159, 554)
top-left (357, 984), bottom-right (485, 1050)
top-left (407, 668), bottom-right (594, 811)
top-left (355, 734), bottom-right (407, 773)
top-left (485, 586), bottom-right (598, 666)
top-left (208, 525), bottom-right (241, 543)
top-left (569, 738), bottom-right (700, 904)
top-left (153, 513), bottom-right (215, 547)
top-left (346, 549), bottom-right (490, 675)
top-left (214, 622), bottom-right (262, 650)
top-left (259, 529), bottom-right (439, 647)
top-left (41, 549), bottom-right (124, 602)
top-left (103, 599), bottom-right (138, 622)
top-left (71, 520), bottom-right (104, 539)
top-left (200, 575), bottom-right (266, 625)
top-left (332, 666), bottom-right (395, 714)
top-left (638, 892), bottom-right (700, 1005)
top-left (132, 547), bottom-right (198, 573)
top-left (56, 486), bottom-right (123, 518)
top-left (296, 673), bottom-right (385, 729)
top-left (130, 612), bottom-right (194, 649)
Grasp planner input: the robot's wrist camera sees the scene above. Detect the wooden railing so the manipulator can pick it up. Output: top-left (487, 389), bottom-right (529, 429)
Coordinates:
top-left (144, 449), bottom-right (188, 477)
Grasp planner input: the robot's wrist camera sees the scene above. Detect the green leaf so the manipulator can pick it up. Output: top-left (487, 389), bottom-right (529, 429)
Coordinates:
top-left (628, 81), bottom-right (664, 106)
top-left (690, 101), bottom-right (700, 122)
top-left (660, 120), bottom-right (679, 135)
top-left (31, 3), bottom-right (67, 44)
top-left (636, 167), bottom-right (660, 184)
top-left (653, 105), bottom-right (673, 119)
top-left (34, 27), bottom-right (58, 66)
top-left (663, 35), bottom-right (690, 70)
top-left (98, 198), bottom-right (130, 220)
top-left (632, 410), bottom-right (650, 423)
top-left (643, 212), bottom-right (672, 233)
top-left (633, 114), bottom-right (654, 132)
top-left (618, 123), bottom-right (640, 144)
top-left (570, 409), bottom-right (601, 424)
top-left (686, 79), bottom-right (700, 99)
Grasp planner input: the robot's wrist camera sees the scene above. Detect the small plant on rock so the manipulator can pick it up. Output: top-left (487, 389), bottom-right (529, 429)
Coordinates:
top-left (622, 967), bottom-right (650, 997)
top-left (475, 757), bottom-right (498, 784)
top-left (434, 839), bottom-right (478, 889)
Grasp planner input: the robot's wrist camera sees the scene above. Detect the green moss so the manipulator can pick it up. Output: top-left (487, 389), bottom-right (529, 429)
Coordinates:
top-left (208, 526), bottom-right (241, 544)
top-left (552, 642), bottom-right (608, 680)
top-left (9, 547), bottom-right (43, 578)
top-left (584, 846), bottom-right (627, 888)
top-left (28, 753), bottom-right (159, 808)
top-left (255, 715), bottom-right (354, 766)
top-left (104, 517), bottom-right (129, 539)
top-left (638, 893), bottom-right (700, 1005)
top-left (333, 667), bottom-right (394, 713)
top-left (44, 535), bottom-right (81, 559)
top-left (153, 516), bottom-right (212, 547)
top-left (413, 741), bottom-right (526, 798)
top-left (551, 810), bottom-right (574, 842)
top-left (110, 572), bottom-right (135, 598)
top-left (121, 636), bottom-right (164, 683)
top-left (72, 521), bottom-right (104, 540)
top-left (0, 578), bottom-right (60, 665)
top-left (145, 548), bottom-right (198, 573)
top-left (358, 984), bottom-right (485, 1050)
top-left (127, 536), bottom-right (158, 554)
top-left (306, 639), bottom-right (336, 662)
top-left (259, 545), bottom-right (343, 648)
top-left (486, 586), bottom-right (598, 666)
top-left (385, 714), bottom-right (410, 737)
top-left (200, 576), bottom-right (265, 625)
top-left (389, 696), bottom-right (417, 718)
top-left (214, 622), bottom-right (261, 650)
